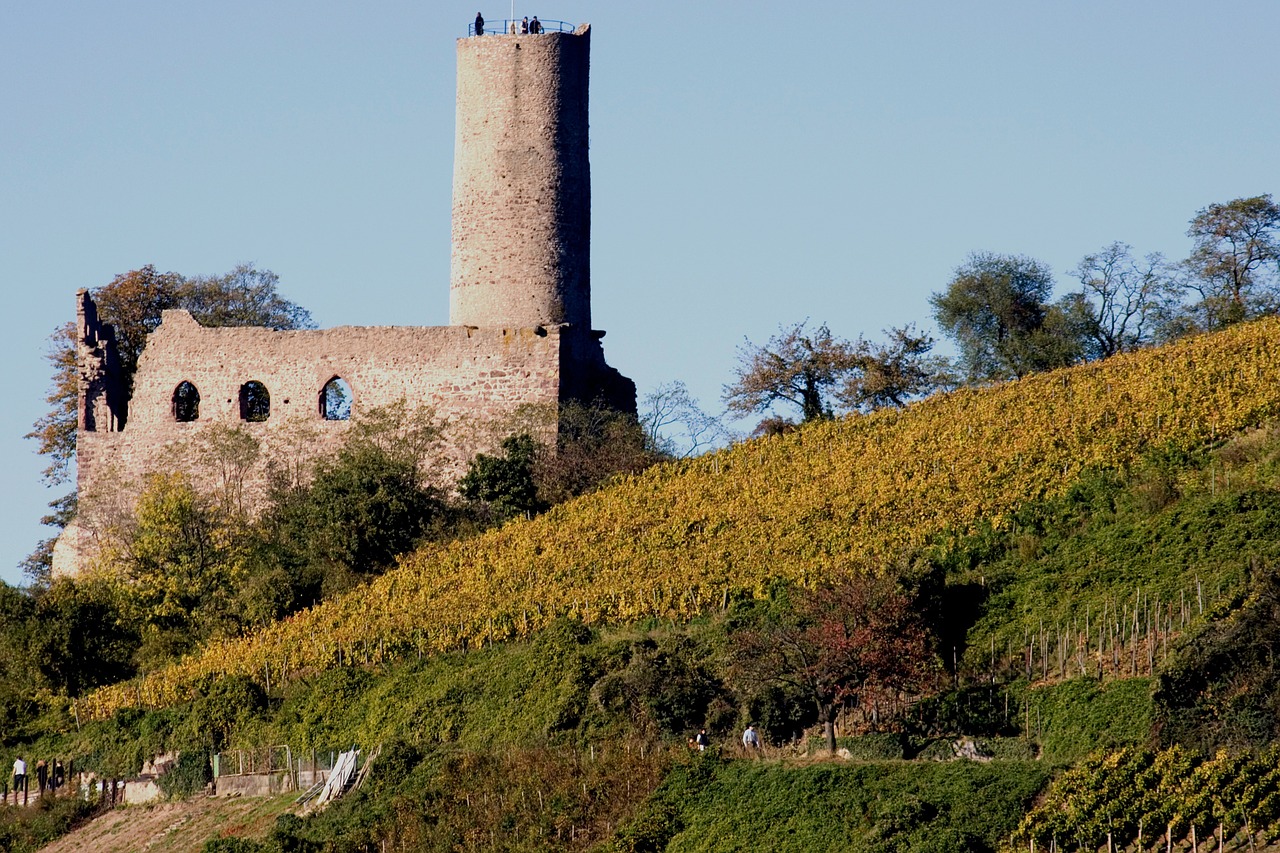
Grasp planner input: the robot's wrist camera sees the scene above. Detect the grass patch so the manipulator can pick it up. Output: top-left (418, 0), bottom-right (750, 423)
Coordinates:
top-left (617, 754), bottom-right (1048, 853)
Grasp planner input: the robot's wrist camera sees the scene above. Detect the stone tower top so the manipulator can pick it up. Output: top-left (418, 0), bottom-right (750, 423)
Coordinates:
top-left (449, 24), bottom-right (592, 330)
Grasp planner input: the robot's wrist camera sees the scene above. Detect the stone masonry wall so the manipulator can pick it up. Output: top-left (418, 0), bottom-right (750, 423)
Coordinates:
top-left (58, 308), bottom-right (568, 578)
top-left (78, 308), bottom-right (563, 485)
top-left (450, 26), bottom-right (592, 330)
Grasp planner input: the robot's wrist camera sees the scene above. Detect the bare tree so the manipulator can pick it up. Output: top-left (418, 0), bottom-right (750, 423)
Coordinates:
top-left (641, 381), bottom-right (734, 457)
top-left (1071, 242), bottom-right (1177, 357)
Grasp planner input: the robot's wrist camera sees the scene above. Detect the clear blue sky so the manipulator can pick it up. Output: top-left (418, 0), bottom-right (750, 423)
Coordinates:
top-left (2, 1), bottom-right (1277, 585)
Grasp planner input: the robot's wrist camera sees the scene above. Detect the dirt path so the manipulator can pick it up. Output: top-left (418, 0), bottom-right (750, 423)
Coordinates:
top-left (37, 794), bottom-right (294, 853)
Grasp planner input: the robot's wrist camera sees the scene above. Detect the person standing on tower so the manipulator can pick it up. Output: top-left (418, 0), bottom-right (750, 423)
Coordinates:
top-left (474, 12), bottom-right (484, 35)
top-left (530, 16), bottom-right (542, 33)
top-left (521, 16), bottom-right (529, 33)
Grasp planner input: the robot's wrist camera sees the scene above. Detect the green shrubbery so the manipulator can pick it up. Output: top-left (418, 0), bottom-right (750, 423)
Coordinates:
top-left (617, 757), bottom-right (1048, 853)
top-left (0, 794), bottom-right (97, 853)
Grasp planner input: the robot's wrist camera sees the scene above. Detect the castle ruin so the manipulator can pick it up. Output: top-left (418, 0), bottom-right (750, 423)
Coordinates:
top-left (54, 23), bottom-right (633, 577)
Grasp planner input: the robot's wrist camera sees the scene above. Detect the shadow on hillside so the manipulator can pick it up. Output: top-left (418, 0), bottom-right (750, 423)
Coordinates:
top-left (936, 581), bottom-right (989, 676)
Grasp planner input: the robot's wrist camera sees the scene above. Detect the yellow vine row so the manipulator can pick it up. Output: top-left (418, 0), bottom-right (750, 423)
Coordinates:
top-left (78, 319), bottom-right (1280, 719)
top-left (1008, 745), bottom-right (1280, 851)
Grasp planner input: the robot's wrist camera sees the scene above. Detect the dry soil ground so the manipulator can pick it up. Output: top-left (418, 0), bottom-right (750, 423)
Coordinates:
top-left (37, 794), bottom-right (294, 853)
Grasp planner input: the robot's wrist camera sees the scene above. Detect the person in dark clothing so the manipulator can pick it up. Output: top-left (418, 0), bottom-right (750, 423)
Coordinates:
top-left (474, 13), bottom-right (484, 36)
top-left (530, 16), bottom-right (542, 33)
top-left (521, 16), bottom-right (529, 33)
top-left (36, 759), bottom-right (48, 795)
top-left (694, 729), bottom-right (710, 751)
top-left (52, 760), bottom-right (64, 790)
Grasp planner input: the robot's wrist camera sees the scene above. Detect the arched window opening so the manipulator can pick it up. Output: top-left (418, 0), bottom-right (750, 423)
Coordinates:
top-left (239, 381), bottom-right (271, 422)
top-left (172, 381), bottom-right (201, 422)
top-left (319, 376), bottom-right (352, 421)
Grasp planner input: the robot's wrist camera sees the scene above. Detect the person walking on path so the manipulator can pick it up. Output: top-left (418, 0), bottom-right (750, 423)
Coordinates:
top-left (694, 728), bottom-right (710, 751)
top-left (36, 759), bottom-right (48, 796)
top-left (742, 724), bottom-right (761, 751)
top-left (13, 756), bottom-right (27, 805)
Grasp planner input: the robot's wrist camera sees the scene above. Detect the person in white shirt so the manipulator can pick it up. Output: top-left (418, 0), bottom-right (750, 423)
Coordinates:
top-left (12, 756), bottom-right (27, 797)
top-left (742, 724), bottom-right (761, 750)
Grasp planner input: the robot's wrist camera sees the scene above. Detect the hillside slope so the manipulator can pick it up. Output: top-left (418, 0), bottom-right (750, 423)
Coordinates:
top-left (36, 795), bottom-right (292, 853)
top-left (81, 319), bottom-right (1280, 718)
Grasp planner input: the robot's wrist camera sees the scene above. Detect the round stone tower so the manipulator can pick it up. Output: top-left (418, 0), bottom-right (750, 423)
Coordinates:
top-left (449, 24), bottom-right (592, 330)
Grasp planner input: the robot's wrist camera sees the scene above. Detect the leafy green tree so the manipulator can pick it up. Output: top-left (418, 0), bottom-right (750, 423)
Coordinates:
top-left (105, 471), bottom-right (246, 668)
top-left (459, 434), bottom-right (547, 523)
top-left (0, 585), bottom-right (42, 734)
top-left (179, 675), bottom-right (268, 752)
top-left (931, 252), bottom-right (1092, 381)
top-left (237, 404), bottom-right (447, 614)
top-left (31, 578), bottom-right (138, 698)
top-left (608, 634), bottom-right (728, 739)
top-left (1183, 194), bottom-right (1280, 329)
top-left (265, 444), bottom-right (445, 595)
top-left (177, 263), bottom-right (313, 330)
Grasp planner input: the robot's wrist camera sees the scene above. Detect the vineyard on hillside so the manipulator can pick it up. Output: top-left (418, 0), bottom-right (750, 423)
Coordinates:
top-left (1008, 745), bottom-right (1280, 851)
top-left (79, 319), bottom-right (1280, 719)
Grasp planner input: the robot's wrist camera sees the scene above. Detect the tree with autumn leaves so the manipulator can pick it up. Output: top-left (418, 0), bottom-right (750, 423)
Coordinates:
top-left (22, 263), bottom-right (312, 583)
top-left (728, 574), bottom-right (937, 754)
top-left (26, 263), bottom-right (312, 489)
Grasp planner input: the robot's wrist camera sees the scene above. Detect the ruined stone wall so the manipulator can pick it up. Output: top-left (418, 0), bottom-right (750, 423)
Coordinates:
top-left (76, 289), bottom-right (126, 434)
top-left (59, 308), bottom-right (570, 578)
top-left (77, 307), bottom-right (564, 486)
top-left (450, 26), bottom-right (592, 330)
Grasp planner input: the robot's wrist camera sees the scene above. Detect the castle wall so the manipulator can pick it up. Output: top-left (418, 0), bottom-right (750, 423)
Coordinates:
top-left (60, 310), bottom-right (569, 577)
top-left (79, 309), bottom-right (564, 484)
top-left (76, 289), bottom-right (127, 434)
top-left (450, 26), bottom-right (592, 329)
top-left (54, 21), bottom-right (635, 578)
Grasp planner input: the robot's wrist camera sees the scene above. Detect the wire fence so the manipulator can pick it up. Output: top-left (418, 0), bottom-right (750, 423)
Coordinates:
top-left (212, 746), bottom-right (346, 779)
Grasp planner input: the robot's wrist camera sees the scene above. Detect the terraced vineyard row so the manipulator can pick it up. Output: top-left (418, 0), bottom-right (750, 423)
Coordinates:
top-left (79, 319), bottom-right (1280, 718)
top-left (1008, 745), bottom-right (1280, 851)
